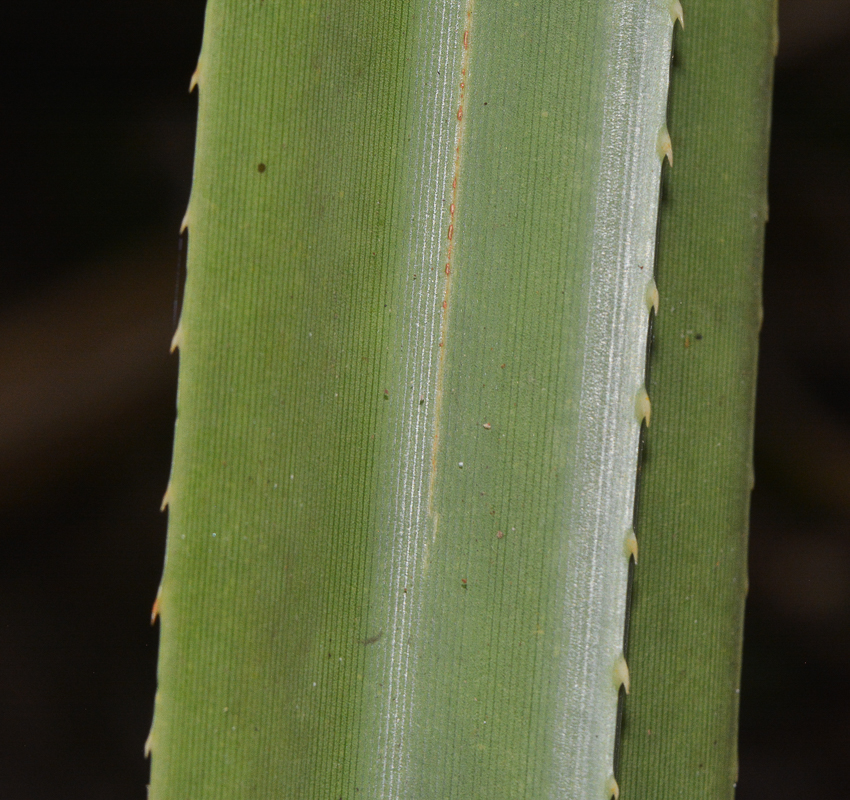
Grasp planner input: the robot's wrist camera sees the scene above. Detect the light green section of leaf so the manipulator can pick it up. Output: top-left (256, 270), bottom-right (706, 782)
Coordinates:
top-left (148, 0), bottom-right (773, 798)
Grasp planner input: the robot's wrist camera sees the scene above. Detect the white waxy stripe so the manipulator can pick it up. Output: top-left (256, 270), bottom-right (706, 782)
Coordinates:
top-left (553, 1), bottom-right (676, 797)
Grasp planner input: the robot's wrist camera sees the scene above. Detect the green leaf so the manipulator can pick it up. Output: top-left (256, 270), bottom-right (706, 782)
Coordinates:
top-left (148, 1), bottom-right (773, 798)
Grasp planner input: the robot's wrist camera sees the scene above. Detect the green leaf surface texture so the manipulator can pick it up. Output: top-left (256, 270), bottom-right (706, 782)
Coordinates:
top-left (149, 1), bottom-right (773, 798)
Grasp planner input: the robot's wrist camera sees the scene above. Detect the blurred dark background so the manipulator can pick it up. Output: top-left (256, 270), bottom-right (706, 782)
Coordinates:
top-left (0, 1), bottom-right (846, 796)
top-left (0, 3), bottom-right (203, 796)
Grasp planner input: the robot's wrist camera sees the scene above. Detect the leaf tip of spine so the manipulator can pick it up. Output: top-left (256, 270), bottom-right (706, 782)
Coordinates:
top-left (145, 692), bottom-right (161, 757)
top-left (669, 0), bottom-right (684, 30)
top-left (170, 322), bottom-right (183, 353)
top-left (151, 585), bottom-right (162, 625)
top-left (657, 125), bottom-right (673, 166)
top-left (606, 774), bottom-right (621, 800)
top-left (160, 484), bottom-right (172, 512)
top-left (615, 654), bottom-right (631, 694)
top-left (189, 61), bottom-right (200, 93)
top-left (180, 207), bottom-right (191, 234)
top-left (635, 387), bottom-right (651, 428)
top-left (646, 279), bottom-right (659, 316)
top-left (625, 528), bottom-right (638, 563)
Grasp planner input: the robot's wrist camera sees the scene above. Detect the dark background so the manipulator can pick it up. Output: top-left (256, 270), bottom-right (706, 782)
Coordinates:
top-left (0, 1), bottom-right (847, 796)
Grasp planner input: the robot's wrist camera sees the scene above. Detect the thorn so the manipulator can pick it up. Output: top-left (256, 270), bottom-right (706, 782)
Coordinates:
top-left (180, 207), bottom-right (190, 234)
top-left (151, 585), bottom-right (162, 625)
top-left (635, 387), bottom-right (651, 428)
top-left (170, 322), bottom-right (183, 353)
top-left (670, 0), bottom-right (684, 30)
top-left (607, 775), bottom-right (621, 800)
top-left (625, 528), bottom-right (638, 563)
top-left (160, 484), bottom-right (172, 512)
top-left (615, 654), bottom-right (631, 694)
top-left (145, 694), bottom-right (161, 756)
top-left (189, 62), bottom-right (200, 93)
top-left (645, 279), bottom-right (659, 316)
top-left (657, 125), bottom-right (673, 166)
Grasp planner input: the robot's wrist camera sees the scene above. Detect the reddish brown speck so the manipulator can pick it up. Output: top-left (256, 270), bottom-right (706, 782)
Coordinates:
top-left (463, 30), bottom-right (469, 49)
top-left (450, 203), bottom-right (455, 216)
top-left (448, 224), bottom-right (454, 240)
top-left (496, 531), bottom-right (504, 539)
top-left (483, 423), bottom-right (491, 430)
top-left (457, 107), bottom-right (463, 122)
top-left (445, 263), bottom-right (451, 276)
top-left (501, 364), bottom-right (506, 369)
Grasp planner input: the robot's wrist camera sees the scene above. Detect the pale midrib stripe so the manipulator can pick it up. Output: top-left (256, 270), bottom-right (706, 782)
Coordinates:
top-left (370, 1), bottom-right (468, 798)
